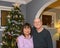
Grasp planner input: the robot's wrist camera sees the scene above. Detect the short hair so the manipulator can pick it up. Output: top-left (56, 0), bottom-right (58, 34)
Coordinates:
top-left (34, 18), bottom-right (42, 23)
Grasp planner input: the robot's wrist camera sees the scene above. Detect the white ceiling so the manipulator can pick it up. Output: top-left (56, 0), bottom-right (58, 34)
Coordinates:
top-left (0, 0), bottom-right (32, 4)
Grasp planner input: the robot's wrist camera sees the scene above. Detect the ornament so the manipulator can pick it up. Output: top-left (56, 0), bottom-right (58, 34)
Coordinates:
top-left (15, 15), bottom-right (18, 18)
top-left (8, 19), bottom-right (11, 23)
top-left (12, 23), bottom-right (15, 26)
top-left (2, 41), bottom-right (6, 44)
top-left (7, 15), bottom-right (11, 18)
top-left (5, 36), bottom-right (6, 38)
top-left (2, 34), bottom-right (5, 37)
top-left (0, 42), bottom-right (3, 45)
top-left (19, 15), bottom-right (21, 18)
top-left (11, 31), bottom-right (13, 34)
top-left (19, 20), bottom-right (21, 22)
top-left (11, 41), bottom-right (14, 47)
top-left (3, 41), bottom-right (8, 45)
top-left (9, 35), bottom-right (12, 39)
top-left (7, 32), bottom-right (11, 35)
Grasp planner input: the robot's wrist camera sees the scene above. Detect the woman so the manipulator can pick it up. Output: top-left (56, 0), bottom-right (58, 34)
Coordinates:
top-left (17, 23), bottom-right (34, 48)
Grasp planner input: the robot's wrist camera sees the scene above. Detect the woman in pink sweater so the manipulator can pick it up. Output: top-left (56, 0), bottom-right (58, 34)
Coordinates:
top-left (17, 23), bottom-right (34, 48)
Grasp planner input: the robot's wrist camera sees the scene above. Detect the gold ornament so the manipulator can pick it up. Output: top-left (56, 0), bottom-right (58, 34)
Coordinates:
top-left (11, 41), bottom-right (14, 47)
top-left (15, 15), bottom-right (18, 18)
top-left (3, 41), bottom-right (6, 44)
top-left (7, 15), bottom-right (11, 18)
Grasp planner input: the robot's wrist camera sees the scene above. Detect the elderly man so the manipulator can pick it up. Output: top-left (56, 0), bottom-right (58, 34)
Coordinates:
top-left (32, 18), bottom-right (53, 48)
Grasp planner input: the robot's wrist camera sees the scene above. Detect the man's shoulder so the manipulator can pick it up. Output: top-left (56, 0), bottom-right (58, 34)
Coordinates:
top-left (43, 28), bottom-right (50, 34)
top-left (43, 28), bottom-right (49, 32)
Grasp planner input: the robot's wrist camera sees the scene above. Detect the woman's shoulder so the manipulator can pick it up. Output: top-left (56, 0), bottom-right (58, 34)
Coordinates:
top-left (17, 35), bottom-right (24, 39)
top-left (16, 35), bottom-right (24, 43)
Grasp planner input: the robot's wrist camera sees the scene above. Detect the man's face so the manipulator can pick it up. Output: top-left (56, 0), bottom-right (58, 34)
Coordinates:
top-left (33, 18), bottom-right (42, 29)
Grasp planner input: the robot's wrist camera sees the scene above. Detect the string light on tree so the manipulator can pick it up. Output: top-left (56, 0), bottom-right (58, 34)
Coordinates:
top-left (19, 15), bottom-right (22, 18)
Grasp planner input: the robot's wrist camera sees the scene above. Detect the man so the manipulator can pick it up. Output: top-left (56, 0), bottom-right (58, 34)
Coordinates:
top-left (32, 18), bottom-right (53, 48)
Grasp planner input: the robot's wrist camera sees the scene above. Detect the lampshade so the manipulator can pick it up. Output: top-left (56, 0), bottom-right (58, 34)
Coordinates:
top-left (57, 28), bottom-right (60, 33)
top-left (55, 20), bottom-right (60, 40)
top-left (55, 20), bottom-right (60, 28)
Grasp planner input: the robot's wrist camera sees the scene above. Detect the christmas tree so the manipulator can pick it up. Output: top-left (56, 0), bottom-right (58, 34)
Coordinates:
top-left (2, 4), bottom-right (24, 48)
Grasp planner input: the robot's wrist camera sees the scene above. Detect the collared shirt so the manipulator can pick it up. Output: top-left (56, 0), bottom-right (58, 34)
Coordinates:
top-left (17, 35), bottom-right (34, 48)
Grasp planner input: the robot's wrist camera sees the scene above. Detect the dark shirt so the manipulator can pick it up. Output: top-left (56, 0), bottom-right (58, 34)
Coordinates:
top-left (32, 27), bottom-right (53, 48)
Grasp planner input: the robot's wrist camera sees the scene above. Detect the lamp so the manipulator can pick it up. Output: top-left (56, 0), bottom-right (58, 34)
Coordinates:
top-left (57, 28), bottom-right (60, 40)
top-left (55, 20), bottom-right (60, 40)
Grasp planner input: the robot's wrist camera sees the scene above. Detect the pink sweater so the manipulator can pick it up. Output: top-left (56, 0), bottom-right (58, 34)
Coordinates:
top-left (17, 35), bottom-right (34, 48)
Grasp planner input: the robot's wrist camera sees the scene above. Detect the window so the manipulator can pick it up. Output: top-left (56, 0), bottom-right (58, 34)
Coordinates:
top-left (1, 10), bottom-right (10, 26)
top-left (0, 6), bottom-right (12, 27)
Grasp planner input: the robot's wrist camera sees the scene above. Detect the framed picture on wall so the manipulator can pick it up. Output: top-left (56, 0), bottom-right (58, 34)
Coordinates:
top-left (42, 15), bottom-right (52, 27)
top-left (1, 10), bottom-right (10, 26)
top-left (40, 11), bottom-right (56, 29)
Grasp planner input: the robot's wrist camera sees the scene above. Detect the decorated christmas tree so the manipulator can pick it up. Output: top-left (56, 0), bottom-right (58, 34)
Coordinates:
top-left (2, 4), bottom-right (24, 48)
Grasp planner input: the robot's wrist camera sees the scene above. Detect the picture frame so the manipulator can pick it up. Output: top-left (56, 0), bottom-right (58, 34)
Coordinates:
top-left (40, 11), bottom-right (56, 29)
top-left (1, 10), bottom-right (10, 26)
top-left (0, 6), bottom-right (12, 27)
top-left (42, 15), bottom-right (52, 27)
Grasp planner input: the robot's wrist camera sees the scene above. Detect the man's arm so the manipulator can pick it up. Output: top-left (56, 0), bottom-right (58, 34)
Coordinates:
top-left (46, 31), bottom-right (53, 48)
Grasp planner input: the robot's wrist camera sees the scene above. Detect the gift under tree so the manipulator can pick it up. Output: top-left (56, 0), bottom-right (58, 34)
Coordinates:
top-left (2, 4), bottom-right (24, 48)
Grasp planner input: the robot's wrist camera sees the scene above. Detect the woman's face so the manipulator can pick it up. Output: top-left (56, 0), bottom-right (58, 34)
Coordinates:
top-left (23, 26), bottom-right (31, 35)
